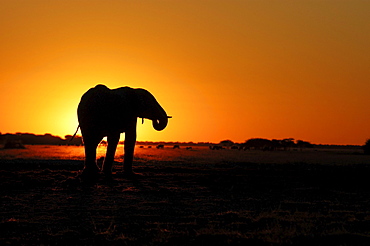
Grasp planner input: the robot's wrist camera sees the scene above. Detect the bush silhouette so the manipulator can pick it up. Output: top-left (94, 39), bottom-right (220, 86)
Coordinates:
top-left (364, 139), bottom-right (370, 155)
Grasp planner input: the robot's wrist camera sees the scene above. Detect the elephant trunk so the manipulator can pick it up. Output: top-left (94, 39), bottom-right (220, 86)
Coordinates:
top-left (136, 88), bottom-right (169, 131)
top-left (152, 115), bottom-right (168, 131)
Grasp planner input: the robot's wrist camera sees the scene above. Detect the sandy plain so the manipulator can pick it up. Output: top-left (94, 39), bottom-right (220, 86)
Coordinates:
top-left (1, 145), bottom-right (370, 245)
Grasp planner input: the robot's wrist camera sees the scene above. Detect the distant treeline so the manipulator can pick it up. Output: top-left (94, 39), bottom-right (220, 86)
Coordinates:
top-left (212, 138), bottom-right (314, 150)
top-left (0, 133), bottom-right (363, 149)
top-left (0, 133), bottom-right (82, 145)
top-left (215, 139), bottom-right (362, 150)
top-left (0, 133), bottom-right (212, 146)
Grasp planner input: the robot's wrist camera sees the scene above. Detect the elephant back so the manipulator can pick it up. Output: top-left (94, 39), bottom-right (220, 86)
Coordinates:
top-left (78, 85), bottom-right (137, 132)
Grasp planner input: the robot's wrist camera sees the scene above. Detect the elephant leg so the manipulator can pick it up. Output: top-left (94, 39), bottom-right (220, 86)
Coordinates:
top-left (81, 133), bottom-right (102, 177)
top-left (102, 133), bottom-right (120, 176)
top-left (123, 127), bottom-right (137, 174)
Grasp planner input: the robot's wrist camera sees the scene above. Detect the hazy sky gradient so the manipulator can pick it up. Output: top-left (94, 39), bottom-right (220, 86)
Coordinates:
top-left (1, 0), bottom-right (369, 145)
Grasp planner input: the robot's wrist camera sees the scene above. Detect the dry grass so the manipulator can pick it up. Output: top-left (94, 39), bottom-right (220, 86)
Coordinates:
top-left (1, 146), bottom-right (370, 245)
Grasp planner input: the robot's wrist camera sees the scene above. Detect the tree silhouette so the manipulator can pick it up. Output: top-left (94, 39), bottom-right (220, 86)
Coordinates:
top-left (296, 140), bottom-right (313, 149)
top-left (243, 138), bottom-right (272, 150)
top-left (364, 139), bottom-right (370, 155)
top-left (280, 138), bottom-right (295, 150)
top-left (219, 140), bottom-right (234, 146)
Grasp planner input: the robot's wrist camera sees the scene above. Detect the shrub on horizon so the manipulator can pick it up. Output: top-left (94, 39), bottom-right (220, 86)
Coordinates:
top-left (364, 139), bottom-right (370, 155)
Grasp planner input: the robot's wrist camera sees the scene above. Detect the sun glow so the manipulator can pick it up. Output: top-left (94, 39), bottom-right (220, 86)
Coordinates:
top-left (1, 1), bottom-right (369, 145)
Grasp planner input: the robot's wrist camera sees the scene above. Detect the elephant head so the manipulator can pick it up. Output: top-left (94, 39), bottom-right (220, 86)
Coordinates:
top-left (134, 88), bottom-right (169, 131)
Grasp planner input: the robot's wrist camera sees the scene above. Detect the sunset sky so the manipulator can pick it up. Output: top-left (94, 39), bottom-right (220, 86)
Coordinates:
top-left (1, 0), bottom-right (369, 145)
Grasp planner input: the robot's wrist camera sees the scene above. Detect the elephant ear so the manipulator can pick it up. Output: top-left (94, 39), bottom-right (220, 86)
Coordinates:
top-left (134, 89), bottom-right (148, 118)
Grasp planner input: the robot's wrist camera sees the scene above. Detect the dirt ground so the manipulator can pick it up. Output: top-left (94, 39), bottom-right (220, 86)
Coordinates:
top-left (1, 158), bottom-right (370, 245)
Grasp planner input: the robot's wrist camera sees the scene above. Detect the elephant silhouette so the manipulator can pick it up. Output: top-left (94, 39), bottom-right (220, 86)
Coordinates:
top-left (156, 144), bottom-right (164, 149)
top-left (209, 145), bottom-right (223, 150)
top-left (77, 84), bottom-right (170, 179)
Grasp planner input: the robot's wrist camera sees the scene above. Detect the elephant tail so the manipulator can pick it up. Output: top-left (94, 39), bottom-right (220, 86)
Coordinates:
top-left (69, 125), bottom-right (80, 142)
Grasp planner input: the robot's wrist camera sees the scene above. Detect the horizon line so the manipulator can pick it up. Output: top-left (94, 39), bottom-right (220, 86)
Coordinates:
top-left (0, 132), bottom-right (364, 146)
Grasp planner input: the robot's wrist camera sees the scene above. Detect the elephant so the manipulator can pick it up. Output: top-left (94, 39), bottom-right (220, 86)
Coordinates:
top-left (156, 144), bottom-right (164, 149)
top-left (209, 145), bottom-right (223, 150)
top-left (77, 84), bottom-right (169, 179)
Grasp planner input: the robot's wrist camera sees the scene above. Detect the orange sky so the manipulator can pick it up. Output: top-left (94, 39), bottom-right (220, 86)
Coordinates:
top-left (1, 1), bottom-right (369, 145)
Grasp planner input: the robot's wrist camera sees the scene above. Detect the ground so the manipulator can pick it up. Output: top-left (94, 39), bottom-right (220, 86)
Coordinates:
top-left (1, 149), bottom-right (370, 245)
